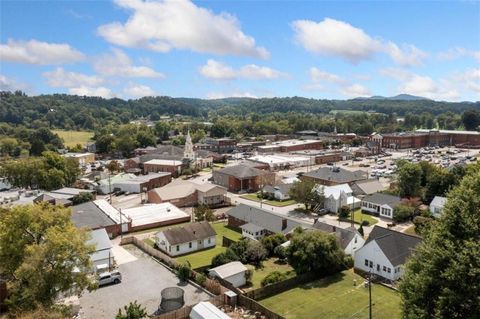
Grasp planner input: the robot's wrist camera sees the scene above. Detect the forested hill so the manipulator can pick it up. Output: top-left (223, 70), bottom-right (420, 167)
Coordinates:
top-left (0, 91), bottom-right (478, 130)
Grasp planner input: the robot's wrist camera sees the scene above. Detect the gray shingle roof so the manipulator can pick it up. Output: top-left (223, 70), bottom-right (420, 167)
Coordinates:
top-left (312, 221), bottom-right (359, 250)
top-left (262, 184), bottom-right (292, 196)
top-left (216, 164), bottom-right (265, 179)
top-left (366, 226), bottom-right (422, 266)
top-left (351, 179), bottom-right (386, 196)
top-left (71, 201), bottom-right (116, 229)
top-left (303, 167), bottom-right (367, 184)
top-left (161, 221), bottom-right (216, 245)
top-left (362, 193), bottom-right (401, 207)
top-left (226, 204), bottom-right (304, 234)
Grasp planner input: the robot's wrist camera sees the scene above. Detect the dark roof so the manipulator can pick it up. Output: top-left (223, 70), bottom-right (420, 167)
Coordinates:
top-left (366, 226), bottom-right (422, 266)
top-left (303, 167), bottom-right (367, 184)
top-left (262, 184), bottom-right (292, 196)
top-left (161, 221), bottom-right (216, 245)
top-left (362, 193), bottom-right (401, 207)
top-left (215, 164), bottom-right (265, 179)
top-left (71, 201), bottom-right (116, 229)
top-left (312, 221), bottom-right (359, 250)
top-left (226, 204), bottom-right (304, 234)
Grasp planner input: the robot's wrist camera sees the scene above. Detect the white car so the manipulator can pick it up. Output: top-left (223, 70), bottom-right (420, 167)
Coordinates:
top-left (97, 271), bottom-right (122, 286)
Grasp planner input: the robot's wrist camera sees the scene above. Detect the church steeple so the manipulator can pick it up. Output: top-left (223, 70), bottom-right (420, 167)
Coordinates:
top-left (184, 130), bottom-right (194, 159)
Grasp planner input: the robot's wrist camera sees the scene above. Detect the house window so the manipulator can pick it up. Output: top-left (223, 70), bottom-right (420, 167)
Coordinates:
top-left (255, 232), bottom-right (259, 236)
top-left (176, 245), bottom-right (180, 252)
top-left (387, 268), bottom-right (391, 273)
top-left (365, 259), bottom-right (369, 266)
top-left (169, 246), bottom-right (171, 252)
top-left (189, 242), bottom-right (192, 248)
top-left (377, 264), bottom-right (380, 271)
top-left (369, 261), bottom-right (373, 268)
top-left (383, 266), bottom-right (387, 272)
top-left (355, 237), bottom-right (357, 244)
top-left (208, 238), bottom-right (211, 244)
top-left (198, 240), bottom-right (202, 245)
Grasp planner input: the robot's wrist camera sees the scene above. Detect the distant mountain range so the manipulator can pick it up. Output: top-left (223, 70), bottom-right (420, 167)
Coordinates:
top-left (354, 94), bottom-right (431, 101)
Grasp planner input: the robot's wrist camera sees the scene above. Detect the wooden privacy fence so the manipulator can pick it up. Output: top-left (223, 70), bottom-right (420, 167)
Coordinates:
top-left (245, 272), bottom-right (318, 301)
top-left (238, 294), bottom-right (286, 319)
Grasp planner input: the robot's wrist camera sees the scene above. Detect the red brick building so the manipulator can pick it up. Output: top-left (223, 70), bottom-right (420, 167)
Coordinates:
top-left (143, 159), bottom-right (184, 177)
top-left (380, 129), bottom-right (480, 149)
top-left (212, 164), bottom-right (276, 192)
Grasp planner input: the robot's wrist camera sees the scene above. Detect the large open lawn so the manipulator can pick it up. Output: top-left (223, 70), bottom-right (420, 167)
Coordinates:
top-left (175, 221), bottom-right (242, 269)
top-left (340, 209), bottom-right (378, 226)
top-left (247, 258), bottom-right (295, 290)
top-left (241, 194), bottom-right (297, 207)
top-left (53, 130), bottom-right (93, 147)
top-left (260, 270), bottom-right (401, 319)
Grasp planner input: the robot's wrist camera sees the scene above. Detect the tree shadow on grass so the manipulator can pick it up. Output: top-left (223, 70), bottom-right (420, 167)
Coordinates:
top-left (299, 272), bottom-right (346, 291)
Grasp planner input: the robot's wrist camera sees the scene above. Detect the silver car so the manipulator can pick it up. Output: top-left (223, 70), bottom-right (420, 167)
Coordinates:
top-left (97, 271), bottom-right (122, 286)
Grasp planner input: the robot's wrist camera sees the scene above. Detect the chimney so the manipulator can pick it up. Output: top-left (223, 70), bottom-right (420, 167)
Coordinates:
top-left (281, 219), bottom-right (287, 231)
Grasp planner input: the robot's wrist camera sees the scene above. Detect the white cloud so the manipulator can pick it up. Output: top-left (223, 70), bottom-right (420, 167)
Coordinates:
top-left (380, 67), bottom-right (460, 101)
top-left (292, 18), bottom-right (427, 66)
top-left (206, 91), bottom-right (258, 99)
top-left (340, 83), bottom-right (371, 97)
top-left (454, 68), bottom-right (480, 95)
top-left (0, 39), bottom-right (84, 65)
top-left (199, 60), bottom-right (236, 80)
top-left (68, 86), bottom-right (114, 98)
top-left (384, 42), bottom-right (427, 67)
top-left (123, 83), bottom-right (156, 98)
top-left (308, 67), bottom-right (345, 84)
top-left (438, 47), bottom-right (480, 62)
top-left (43, 68), bottom-right (104, 88)
top-left (93, 48), bottom-right (164, 78)
top-left (0, 75), bottom-right (31, 92)
top-left (199, 59), bottom-right (286, 80)
top-left (97, 0), bottom-right (269, 59)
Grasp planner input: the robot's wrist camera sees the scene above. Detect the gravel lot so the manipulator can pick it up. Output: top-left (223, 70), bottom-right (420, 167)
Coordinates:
top-left (79, 245), bottom-right (210, 318)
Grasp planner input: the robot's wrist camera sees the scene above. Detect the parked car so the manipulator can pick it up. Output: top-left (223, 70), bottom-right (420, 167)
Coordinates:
top-left (97, 271), bottom-right (122, 286)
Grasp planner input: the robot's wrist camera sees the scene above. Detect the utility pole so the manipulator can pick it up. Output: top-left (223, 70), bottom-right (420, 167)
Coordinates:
top-left (108, 171), bottom-right (112, 204)
top-left (369, 272), bottom-right (372, 319)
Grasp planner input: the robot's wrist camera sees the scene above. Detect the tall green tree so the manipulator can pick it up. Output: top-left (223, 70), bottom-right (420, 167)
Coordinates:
top-left (399, 172), bottom-right (480, 319)
top-left (461, 109), bottom-right (480, 130)
top-left (0, 203), bottom-right (96, 311)
top-left (397, 162), bottom-right (423, 198)
top-left (289, 179), bottom-right (325, 211)
top-left (287, 231), bottom-right (347, 274)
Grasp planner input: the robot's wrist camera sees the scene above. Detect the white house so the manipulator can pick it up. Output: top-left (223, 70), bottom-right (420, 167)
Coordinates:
top-left (87, 228), bottom-right (114, 272)
top-left (240, 223), bottom-right (267, 240)
top-left (209, 261), bottom-right (248, 288)
top-left (312, 221), bottom-right (365, 255)
top-left (155, 221), bottom-right (216, 256)
top-left (319, 183), bottom-right (361, 213)
top-left (361, 193), bottom-right (401, 219)
top-left (430, 196), bottom-right (447, 218)
top-left (262, 184), bottom-right (292, 201)
top-left (354, 226), bottom-right (422, 281)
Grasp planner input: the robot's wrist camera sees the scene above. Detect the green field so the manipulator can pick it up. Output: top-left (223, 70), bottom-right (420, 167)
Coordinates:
top-left (247, 258), bottom-right (295, 290)
top-left (340, 209), bottom-right (378, 226)
top-left (260, 270), bottom-right (401, 319)
top-left (175, 221), bottom-right (242, 269)
top-left (241, 194), bottom-right (297, 207)
top-left (53, 130), bottom-right (93, 147)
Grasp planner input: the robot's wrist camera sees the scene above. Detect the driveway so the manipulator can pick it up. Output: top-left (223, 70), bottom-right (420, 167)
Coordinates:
top-left (78, 245), bottom-right (210, 318)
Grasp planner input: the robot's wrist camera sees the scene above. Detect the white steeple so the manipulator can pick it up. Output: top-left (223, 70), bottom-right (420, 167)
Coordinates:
top-left (184, 130), bottom-right (194, 159)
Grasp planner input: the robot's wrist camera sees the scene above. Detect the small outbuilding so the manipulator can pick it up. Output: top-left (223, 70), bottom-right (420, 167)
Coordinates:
top-left (209, 261), bottom-right (248, 288)
top-left (189, 301), bottom-right (231, 319)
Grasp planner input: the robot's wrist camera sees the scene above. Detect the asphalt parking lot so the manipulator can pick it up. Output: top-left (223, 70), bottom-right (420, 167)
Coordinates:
top-left (79, 245), bottom-right (210, 318)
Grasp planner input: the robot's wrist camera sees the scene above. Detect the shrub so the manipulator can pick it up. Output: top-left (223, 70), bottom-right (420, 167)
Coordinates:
top-left (244, 240), bottom-right (268, 266)
top-left (195, 273), bottom-right (207, 287)
top-left (358, 224), bottom-right (364, 237)
top-left (361, 220), bottom-right (370, 226)
top-left (245, 269), bottom-right (253, 284)
top-left (338, 205), bottom-right (351, 219)
top-left (413, 216), bottom-right (434, 236)
top-left (393, 204), bottom-right (416, 222)
top-left (274, 245), bottom-right (287, 259)
top-left (211, 249), bottom-right (239, 267)
top-left (176, 262), bottom-right (191, 282)
top-left (343, 255), bottom-right (354, 268)
top-left (260, 233), bottom-right (287, 256)
top-left (261, 271), bottom-right (289, 287)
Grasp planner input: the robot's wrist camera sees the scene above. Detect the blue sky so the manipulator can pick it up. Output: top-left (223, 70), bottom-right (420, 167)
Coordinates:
top-left (0, 0), bottom-right (479, 101)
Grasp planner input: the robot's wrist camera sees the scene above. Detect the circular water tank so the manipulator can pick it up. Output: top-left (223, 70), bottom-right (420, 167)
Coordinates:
top-left (157, 287), bottom-right (185, 313)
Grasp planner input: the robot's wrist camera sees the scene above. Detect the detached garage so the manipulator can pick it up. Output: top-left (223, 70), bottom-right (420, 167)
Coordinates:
top-left (189, 301), bottom-right (231, 319)
top-left (208, 261), bottom-right (248, 288)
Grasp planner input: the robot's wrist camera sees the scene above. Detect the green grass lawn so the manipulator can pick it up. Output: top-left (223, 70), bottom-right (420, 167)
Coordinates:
top-left (247, 258), bottom-right (295, 290)
top-left (53, 130), bottom-right (93, 148)
top-left (260, 270), bottom-right (401, 319)
top-left (175, 221), bottom-right (242, 269)
top-left (340, 209), bottom-right (378, 226)
top-left (241, 194), bottom-right (297, 207)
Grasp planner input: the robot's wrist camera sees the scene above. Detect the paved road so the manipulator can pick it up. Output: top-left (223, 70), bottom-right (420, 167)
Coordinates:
top-left (78, 245), bottom-right (210, 319)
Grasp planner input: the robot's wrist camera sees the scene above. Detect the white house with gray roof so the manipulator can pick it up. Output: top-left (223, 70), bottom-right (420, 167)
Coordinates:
top-left (312, 221), bottom-right (365, 255)
top-left (361, 193), bottom-right (402, 219)
top-left (155, 221), bottom-right (216, 256)
top-left (354, 226), bottom-right (422, 281)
